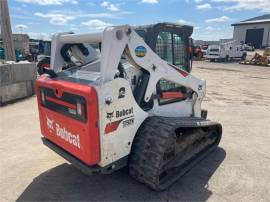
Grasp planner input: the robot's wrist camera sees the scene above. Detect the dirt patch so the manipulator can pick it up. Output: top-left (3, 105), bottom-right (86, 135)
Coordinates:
top-left (0, 61), bottom-right (270, 202)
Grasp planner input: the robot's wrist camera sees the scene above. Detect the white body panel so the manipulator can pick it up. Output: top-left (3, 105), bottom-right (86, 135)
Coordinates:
top-left (97, 79), bottom-right (148, 166)
top-left (60, 32), bottom-right (102, 44)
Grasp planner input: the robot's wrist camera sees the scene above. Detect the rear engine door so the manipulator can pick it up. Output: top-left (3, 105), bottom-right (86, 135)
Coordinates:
top-left (36, 77), bottom-right (100, 165)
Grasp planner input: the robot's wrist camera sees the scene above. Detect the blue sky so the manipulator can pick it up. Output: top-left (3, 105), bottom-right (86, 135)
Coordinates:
top-left (8, 0), bottom-right (268, 41)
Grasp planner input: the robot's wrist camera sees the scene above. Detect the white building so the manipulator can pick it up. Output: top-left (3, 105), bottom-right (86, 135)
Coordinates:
top-left (232, 14), bottom-right (270, 48)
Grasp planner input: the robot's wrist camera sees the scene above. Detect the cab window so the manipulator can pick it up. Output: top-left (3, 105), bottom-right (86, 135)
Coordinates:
top-left (156, 32), bottom-right (173, 64)
top-left (156, 31), bottom-right (188, 70)
top-left (157, 79), bottom-right (187, 105)
top-left (173, 34), bottom-right (187, 67)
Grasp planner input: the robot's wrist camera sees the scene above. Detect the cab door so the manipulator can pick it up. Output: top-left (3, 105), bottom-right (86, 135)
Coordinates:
top-left (155, 31), bottom-right (190, 72)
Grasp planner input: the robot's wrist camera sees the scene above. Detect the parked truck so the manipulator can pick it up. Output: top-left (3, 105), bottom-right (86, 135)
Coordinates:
top-left (205, 41), bottom-right (247, 62)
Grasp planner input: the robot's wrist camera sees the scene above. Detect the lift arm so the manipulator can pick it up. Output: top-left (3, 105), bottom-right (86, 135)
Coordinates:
top-left (50, 25), bottom-right (206, 110)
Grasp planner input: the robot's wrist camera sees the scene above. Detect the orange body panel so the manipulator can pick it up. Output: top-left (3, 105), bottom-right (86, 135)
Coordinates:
top-left (36, 76), bottom-right (100, 165)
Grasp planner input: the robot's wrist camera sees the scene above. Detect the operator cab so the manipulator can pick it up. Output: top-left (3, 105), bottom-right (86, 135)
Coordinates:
top-left (135, 22), bottom-right (193, 73)
top-left (134, 23), bottom-right (193, 109)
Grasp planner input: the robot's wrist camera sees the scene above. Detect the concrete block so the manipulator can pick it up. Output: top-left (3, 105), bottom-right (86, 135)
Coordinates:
top-left (12, 63), bottom-right (36, 82)
top-left (0, 63), bottom-right (36, 85)
top-left (0, 62), bottom-right (36, 105)
top-left (0, 64), bottom-right (12, 85)
top-left (0, 80), bottom-right (35, 104)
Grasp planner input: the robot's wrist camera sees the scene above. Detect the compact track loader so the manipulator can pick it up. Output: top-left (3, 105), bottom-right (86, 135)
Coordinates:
top-left (36, 24), bottom-right (222, 191)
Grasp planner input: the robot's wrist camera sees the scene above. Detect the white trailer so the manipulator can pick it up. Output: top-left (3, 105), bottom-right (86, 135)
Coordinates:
top-left (205, 40), bottom-right (247, 62)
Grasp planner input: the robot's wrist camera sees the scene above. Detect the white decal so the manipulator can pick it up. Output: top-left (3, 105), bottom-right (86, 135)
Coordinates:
top-left (55, 123), bottom-right (80, 149)
top-left (116, 107), bottom-right (133, 118)
top-left (45, 116), bottom-right (80, 149)
top-left (46, 116), bottom-right (54, 130)
top-left (122, 117), bottom-right (134, 128)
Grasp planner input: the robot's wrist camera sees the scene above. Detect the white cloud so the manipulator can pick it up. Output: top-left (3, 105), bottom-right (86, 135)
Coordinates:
top-left (34, 10), bottom-right (132, 26)
top-left (15, 24), bottom-right (28, 29)
top-left (101, 1), bottom-right (110, 7)
top-left (192, 26), bottom-right (233, 41)
top-left (107, 4), bottom-right (119, 11)
top-left (177, 19), bottom-right (192, 25)
top-left (71, 0), bottom-right (78, 4)
top-left (196, 3), bottom-right (212, 9)
top-left (141, 0), bottom-right (159, 4)
top-left (205, 26), bottom-right (214, 30)
top-left (81, 12), bottom-right (132, 18)
top-left (81, 19), bottom-right (113, 31)
top-left (101, 1), bottom-right (120, 12)
top-left (194, 0), bottom-right (203, 3)
top-left (206, 16), bottom-right (231, 23)
top-left (16, 0), bottom-right (78, 5)
top-left (210, 0), bottom-right (270, 12)
top-left (16, 24), bottom-right (28, 29)
top-left (34, 12), bottom-right (75, 25)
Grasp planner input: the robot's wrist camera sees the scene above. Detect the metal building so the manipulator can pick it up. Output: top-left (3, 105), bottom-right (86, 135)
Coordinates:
top-left (232, 14), bottom-right (270, 48)
top-left (0, 34), bottom-right (29, 53)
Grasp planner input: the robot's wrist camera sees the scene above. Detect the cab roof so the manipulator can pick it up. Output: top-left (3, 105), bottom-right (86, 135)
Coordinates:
top-left (134, 22), bottom-right (193, 37)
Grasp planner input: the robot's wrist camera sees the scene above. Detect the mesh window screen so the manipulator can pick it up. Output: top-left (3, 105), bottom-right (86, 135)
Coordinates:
top-left (156, 32), bottom-right (173, 64)
top-left (173, 34), bottom-right (187, 67)
top-left (156, 32), bottom-right (187, 69)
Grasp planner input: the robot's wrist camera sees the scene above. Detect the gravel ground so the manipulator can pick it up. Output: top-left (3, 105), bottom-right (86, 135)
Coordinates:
top-left (0, 61), bottom-right (270, 202)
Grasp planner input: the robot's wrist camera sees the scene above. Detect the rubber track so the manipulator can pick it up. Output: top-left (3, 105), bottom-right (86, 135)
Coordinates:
top-left (129, 116), bottom-right (222, 191)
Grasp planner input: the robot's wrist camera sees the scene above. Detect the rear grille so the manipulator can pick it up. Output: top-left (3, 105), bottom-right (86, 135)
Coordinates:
top-left (40, 87), bottom-right (87, 122)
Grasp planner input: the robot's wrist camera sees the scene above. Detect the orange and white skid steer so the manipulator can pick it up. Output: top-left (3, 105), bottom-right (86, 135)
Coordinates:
top-left (36, 25), bottom-right (222, 191)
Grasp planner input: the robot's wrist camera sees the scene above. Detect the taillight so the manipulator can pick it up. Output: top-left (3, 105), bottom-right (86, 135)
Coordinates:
top-left (41, 89), bottom-right (46, 104)
top-left (76, 101), bottom-right (82, 116)
top-left (76, 100), bottom-right (86, 121)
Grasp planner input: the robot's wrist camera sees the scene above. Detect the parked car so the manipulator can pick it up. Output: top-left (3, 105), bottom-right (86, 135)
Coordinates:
top-left (205, 41), bottom-right (247, 62)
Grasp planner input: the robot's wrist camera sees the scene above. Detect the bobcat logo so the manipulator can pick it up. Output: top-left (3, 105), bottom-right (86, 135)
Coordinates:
top-left (106, 111), bottom-right (114, 121)
top-left (46, 116), bottom-right (54, 130)
top-left (118, 87), bottom-right (125, 99)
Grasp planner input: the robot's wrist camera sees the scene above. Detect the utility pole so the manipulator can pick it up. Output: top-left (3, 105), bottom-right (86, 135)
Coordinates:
top-left (0, 0), bottom-right (16, 61)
